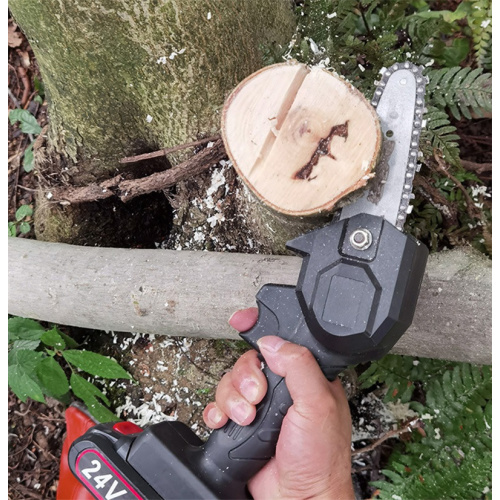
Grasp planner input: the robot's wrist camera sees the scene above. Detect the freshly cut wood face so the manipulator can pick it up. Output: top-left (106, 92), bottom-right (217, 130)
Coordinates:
top-left (222, 62), bottom-right (382, 216)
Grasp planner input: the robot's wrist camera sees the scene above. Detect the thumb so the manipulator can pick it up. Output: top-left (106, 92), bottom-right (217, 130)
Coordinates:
top-left (257, 336), bottom-right (335, 419)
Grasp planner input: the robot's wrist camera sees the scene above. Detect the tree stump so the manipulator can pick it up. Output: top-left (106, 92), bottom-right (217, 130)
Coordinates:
top-left (222, 62), bottom-right (382, 248)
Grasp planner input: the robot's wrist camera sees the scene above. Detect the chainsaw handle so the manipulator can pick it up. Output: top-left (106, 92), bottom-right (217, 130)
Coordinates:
top-left (200, 362), bottom-right (290, 486)
top-left (196, 289), bottom-right (343, 499)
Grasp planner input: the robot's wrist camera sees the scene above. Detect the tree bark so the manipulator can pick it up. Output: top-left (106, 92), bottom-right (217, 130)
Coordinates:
top-left (8, 238), bottom-right (492, 365)
top-left (9, 0), bottom-right (295, 244)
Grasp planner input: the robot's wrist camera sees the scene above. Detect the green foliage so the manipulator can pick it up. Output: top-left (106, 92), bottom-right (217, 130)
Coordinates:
top-left (360, 356), bottom-right (492, 499)
top-left (359, 354), bottom-right (447, 403)
top-left (466, 0), bottom-right (492, 68)
top-left (9, 204), bottom-right (34, 237)
top-left (419, 106), bottom-right (461, 166)
top-left (22, 143), bottom-right (34, 173)
top-left (405, 198), bottom-right (445, 252)
top-left (8, 108), bottom-right (41, 172)
top-left (8, 317), bottom-right (132, 422)
top-left (62, 350), bottom-right (131, 379)
top-left (33, 76), bottom-right (45, 103)
top-left (9, 109), bottom-right (42, 135)
top-left (426, 66), bottom-right (492, 120)
top-left (406, 168), bottom-right (490, 253)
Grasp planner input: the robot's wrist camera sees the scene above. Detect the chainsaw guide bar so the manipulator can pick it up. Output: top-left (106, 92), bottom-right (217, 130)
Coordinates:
top-left (340, 61), bottom-right (428, 230)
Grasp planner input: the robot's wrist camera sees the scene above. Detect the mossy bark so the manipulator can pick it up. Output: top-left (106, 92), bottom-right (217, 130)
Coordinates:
top-left (9, 0), bottom-right (295, 245)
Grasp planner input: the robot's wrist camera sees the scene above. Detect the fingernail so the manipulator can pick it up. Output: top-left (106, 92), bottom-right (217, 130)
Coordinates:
top-left (240, 378), bottom-right (259, 403)
top-left (228, 308), bottom-right (259, 332)
top-left (231, 401), bottom-right (252, 425)
top-left (228, 311), bottom-right (238, 327)
top-left (257, 336), bottom-right (286, 353)
top-left (208, 406), bottom-right (224, 425)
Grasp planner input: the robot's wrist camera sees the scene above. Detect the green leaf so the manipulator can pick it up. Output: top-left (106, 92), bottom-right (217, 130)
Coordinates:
top-left (412, 2), bottom-right (471, 23)
top-left (440, 38), bottom-right (470, 67)
top-left (36, 357), bottom-right (70, 397)
top-left (84, 400), bottom-right (120, 423)
top-left (8, 348), bottom-right (44, 369)
top-left (33, 76), bottom-right (45, 98)
top-left (41, 327), bottom-right (66, 350)
top-left (57, 330), bottom-right (79, 349)
top-left (70, 373), bottom-right (110, 406)
top-left (15, 204), bottom-right (33, 221)
top-left (9, 109), bottom-right (42, 135)
top-left (19, 221), bottom-right (31, 234)
top-left (8, 349), bottom-right (46, 403)
top-left (70, 373), bottom-right (119, 423)
top-left (63, 350), bottom-right (131, 379)
top-left (8, 317), bottom-right (45, 342)
top-left (11, 339), bottom-right (40, 351)
top-left (8, 222), bottom-right (17, 237)
top-left (9, 365), bottom-right (45, 403)
top-left (23, 143), bottom-right (34, 173)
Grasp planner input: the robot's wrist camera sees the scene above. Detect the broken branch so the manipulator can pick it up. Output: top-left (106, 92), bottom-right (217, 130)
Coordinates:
top-left (351, 418), bottom-right (423, 457)
top-left (433, 150), bottom-right (481, 220)
top-left (49, 139), bottom-right (226, 204)
top-left (119, 135), bottom-right (221, 164)
top-left (460, 160), bottom-right (492, 175)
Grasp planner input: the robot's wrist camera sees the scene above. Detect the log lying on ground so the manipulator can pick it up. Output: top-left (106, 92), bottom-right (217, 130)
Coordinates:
top-left (9, 238), bottom-right (491, 365)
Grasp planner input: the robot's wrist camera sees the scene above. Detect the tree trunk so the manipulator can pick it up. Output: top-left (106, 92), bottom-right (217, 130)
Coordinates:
top-left (8, 238), bottom-right (492, 365)
top-left (9, 0), bottom-right (295, 245)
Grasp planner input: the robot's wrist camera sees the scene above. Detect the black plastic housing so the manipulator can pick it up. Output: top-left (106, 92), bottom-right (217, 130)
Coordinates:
top-left (69, 214), bottom-right (428, 500)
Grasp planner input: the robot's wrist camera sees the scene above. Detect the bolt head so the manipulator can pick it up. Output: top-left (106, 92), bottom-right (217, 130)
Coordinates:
top-left (349, 229), bottom-right (372, 250)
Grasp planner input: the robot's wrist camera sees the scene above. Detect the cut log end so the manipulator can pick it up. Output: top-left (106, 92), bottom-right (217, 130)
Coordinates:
top-left (222, 61), bottom-right (382, 216)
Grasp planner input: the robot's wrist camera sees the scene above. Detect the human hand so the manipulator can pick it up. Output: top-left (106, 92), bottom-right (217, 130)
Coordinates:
top-left (203, 308), bottom-right (354, 500)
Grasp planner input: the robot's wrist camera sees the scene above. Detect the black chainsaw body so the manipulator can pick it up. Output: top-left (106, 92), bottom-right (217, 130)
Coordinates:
top-left (69, 214), bottom-right (428, 499)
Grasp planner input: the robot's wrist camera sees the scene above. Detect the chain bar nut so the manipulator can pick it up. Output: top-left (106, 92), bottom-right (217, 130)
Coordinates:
top-left (349, 228), bottom-right (373, 251)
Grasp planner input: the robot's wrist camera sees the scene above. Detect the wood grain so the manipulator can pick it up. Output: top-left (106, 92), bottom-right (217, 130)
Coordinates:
top-left (222, 62), bottom-right (382, 215)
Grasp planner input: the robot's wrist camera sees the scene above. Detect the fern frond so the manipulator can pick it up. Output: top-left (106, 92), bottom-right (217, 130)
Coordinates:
top-left (420, 106), bottom-right (461, 166)
top-left (359, 355), bottom-right (448, 403)
top-left (373, 450), bottom-right (492, 500)
top-left (427, 66), bottom-right (492, 120)
top-left (467, 0), bottom-right (492, 68)
top-left (372, 362), bottom-right (492, 500)
top-left (405, 15), bottom-right (451, 59)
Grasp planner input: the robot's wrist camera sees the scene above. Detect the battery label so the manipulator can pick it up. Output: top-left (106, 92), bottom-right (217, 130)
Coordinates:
top-left (76, 449), bottom-right (143, 500)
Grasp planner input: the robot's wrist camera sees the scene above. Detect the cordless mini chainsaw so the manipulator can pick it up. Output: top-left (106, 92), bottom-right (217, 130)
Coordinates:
top-left (68, 62), bottom-right (429, 500)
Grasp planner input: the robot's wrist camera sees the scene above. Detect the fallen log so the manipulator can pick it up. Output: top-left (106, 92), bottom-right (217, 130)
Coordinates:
top-left (9, 238), bottom-right (491, 365)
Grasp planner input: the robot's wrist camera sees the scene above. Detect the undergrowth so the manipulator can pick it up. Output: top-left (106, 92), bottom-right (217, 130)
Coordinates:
top-left (359, 355), bottom-right (492, 499)
top-left (8, 317), bottom-right (132, 422)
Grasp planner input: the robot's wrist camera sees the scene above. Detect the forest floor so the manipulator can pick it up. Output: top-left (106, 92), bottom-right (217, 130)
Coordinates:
top-left (7, 14), bottom-right (491, 500)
